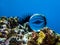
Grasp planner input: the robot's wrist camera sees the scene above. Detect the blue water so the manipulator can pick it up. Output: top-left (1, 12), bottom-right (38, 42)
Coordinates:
top-left (0, 0), bottom-right (60, 33)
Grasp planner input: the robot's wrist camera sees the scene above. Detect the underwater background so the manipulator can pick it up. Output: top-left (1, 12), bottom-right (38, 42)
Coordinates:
top-left (0, 0), bottom-right (60, 33)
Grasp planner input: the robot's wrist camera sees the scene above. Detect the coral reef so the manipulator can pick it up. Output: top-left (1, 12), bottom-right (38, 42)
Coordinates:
top-left (0, 16), bottom-right (60, 45)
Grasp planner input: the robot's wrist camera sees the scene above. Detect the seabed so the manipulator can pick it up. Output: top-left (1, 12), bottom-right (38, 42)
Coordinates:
top-left (0, 16), bottom-right (60, 45)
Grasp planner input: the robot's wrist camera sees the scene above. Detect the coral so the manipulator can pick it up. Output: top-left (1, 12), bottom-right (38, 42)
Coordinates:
top-left (0, 16), bottom-right (60, 45)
